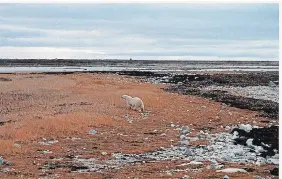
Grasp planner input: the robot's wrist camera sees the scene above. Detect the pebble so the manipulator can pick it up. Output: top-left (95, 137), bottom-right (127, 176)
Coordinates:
top-left (178, 140), bottom-right (189, 146)
top-left (0, 157), bottom-right (4, 165)
top-left (181, 126), bottom-right (190, 134)
top-left (160, 133), bottom-right (166, 137)
top-left (88, 129), bottom-right (97, 135)
top-left (166, 171), bottom-right (173, 176)
top-left (179, 135), bottom-right (187, 140)
top-left (101, 152), bottom-right (107, 156)
top-left (268, 81), bottom-right (276, 87)
top-left (183, 148), bottom-right (193, 156)
top-left (14, 143), bottom-right (21, 148)
top-left (225, 126), bottom-right (231, 130)
top-left (221, 103), bottom-right (227, 109)
top-left (223, 175), bottom-right (230, 179)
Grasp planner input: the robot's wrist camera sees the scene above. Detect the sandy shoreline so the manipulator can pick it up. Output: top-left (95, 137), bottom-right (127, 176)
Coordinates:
top-left (0, 73), bottom-right (278, 178)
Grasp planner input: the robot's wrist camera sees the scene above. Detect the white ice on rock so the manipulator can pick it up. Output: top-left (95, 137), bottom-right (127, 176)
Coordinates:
top-left (238, 124), bottom-right (253, 133)
top-left (202, 85), bottom-right (279, 103)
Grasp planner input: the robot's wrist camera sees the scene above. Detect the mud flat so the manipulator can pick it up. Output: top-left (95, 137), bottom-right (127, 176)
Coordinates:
top-left (0, 72), bottom-right (279, 178)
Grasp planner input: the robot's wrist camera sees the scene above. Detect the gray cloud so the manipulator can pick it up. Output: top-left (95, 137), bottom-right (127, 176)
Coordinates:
top-left (0, 3), bottom-right (279, 60)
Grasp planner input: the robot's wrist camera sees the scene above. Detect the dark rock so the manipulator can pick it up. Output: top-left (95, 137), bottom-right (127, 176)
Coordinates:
top-left (231, 126), bottom-right (278, 157)
top-left (243, 167), bottom-right (255, 172)
top-left (0, 78), bottom-right (12, 81)
top-left (270, 167), bottom-right (278, 176)
top-left (163, 72), bottom-right (279, 120)
top-left (0, 120), bottom-right (12, 126)
top-left (70, 165), bottom-right (89, 171)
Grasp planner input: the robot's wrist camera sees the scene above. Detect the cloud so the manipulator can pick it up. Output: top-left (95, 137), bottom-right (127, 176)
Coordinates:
top-left (0, 4), bottom-right (279, 60)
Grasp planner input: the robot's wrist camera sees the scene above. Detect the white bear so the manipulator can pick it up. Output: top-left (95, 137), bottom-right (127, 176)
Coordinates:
top-left (121, 95), bottom-right (145, 112)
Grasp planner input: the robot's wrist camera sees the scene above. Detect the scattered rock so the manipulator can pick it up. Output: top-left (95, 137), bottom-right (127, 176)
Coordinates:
top-left (178, 140), bottom-right (189, 146)
top-left (0, 120), bottom-right (12, 126)
top-left (221, 103), bottom-right (227, 109)
top-left (0, 157), bottom-right (5, 165)
top-left (181, 175), bottom-right (190, 179)
top-left (88, 129), bottom-right (97, 135)
top-left (231, 125), bottom-right (278, 157)
top-left (268, 81), bottom-right (276, 87)
top-left (181, 126), bottom-right (190, 134)
top-left (166, 171), bottom-right (173, 176)
top-left (101, 152), bottom-right (107, 156)
top-left (164, 72), bottom-right (279, 119)
top-left (13, 143), bottom-right (21, 148)
top-left (0, 157), bottom-right (9, 166)
top-left (183, 148), bottom-right (193, 156)
top-left (179, 135), bottom-right (187, 140)
top-left (223, 175), bottom-right (230, 179)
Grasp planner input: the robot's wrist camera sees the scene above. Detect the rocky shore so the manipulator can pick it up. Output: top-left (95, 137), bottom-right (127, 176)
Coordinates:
top-left (0, 72), bottom-right (279, 178)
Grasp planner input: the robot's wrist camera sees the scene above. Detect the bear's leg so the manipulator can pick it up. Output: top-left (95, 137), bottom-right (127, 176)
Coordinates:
top-left (131, 104), bottom-right (137, 110)
top-left (126, 101), bottom-right (131, 108)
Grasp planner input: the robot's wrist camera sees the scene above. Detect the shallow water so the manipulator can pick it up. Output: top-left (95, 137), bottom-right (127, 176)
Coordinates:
top-left (0, 66), bottom-right (278, 73)
top-left (0, 60), bottom-right (278, 73)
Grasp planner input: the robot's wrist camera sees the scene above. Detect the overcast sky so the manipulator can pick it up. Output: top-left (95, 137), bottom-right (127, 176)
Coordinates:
top-left (0, 3), bottom-right (279, 60)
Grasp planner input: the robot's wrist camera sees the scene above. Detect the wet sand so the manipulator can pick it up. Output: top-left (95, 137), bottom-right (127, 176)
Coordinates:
top-left (0, 73), bottom-right (278, 178)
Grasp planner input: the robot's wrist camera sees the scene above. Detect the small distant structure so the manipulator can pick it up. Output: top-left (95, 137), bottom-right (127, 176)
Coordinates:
top-left (130, 58), bottom-right (132, 61)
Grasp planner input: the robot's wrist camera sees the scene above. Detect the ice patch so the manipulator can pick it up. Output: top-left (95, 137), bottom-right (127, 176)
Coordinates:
top-left (216, 168), bottom-right (247, 173)
top-left (238, 124), bottom-right (253, 133)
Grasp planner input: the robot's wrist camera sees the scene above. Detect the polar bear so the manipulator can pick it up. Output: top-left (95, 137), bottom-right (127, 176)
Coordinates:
top-left (121, 95), bottom-right (145, 112)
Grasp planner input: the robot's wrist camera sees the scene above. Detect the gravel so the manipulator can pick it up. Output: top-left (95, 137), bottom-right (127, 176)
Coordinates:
top-left (72, 125), bottom-right (278, 173)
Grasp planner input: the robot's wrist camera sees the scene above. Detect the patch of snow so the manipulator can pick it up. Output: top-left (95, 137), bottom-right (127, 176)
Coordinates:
top-left (188, 161), bottom-right (203, 165)
top-left (216, 168), bottom-right (247, 173)
top-left (39, 140), bottom-right (58, 146)
top-left (238, 124), bottom-right (253, 133)
top-left (203, 85), bottom-right (279, 103)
